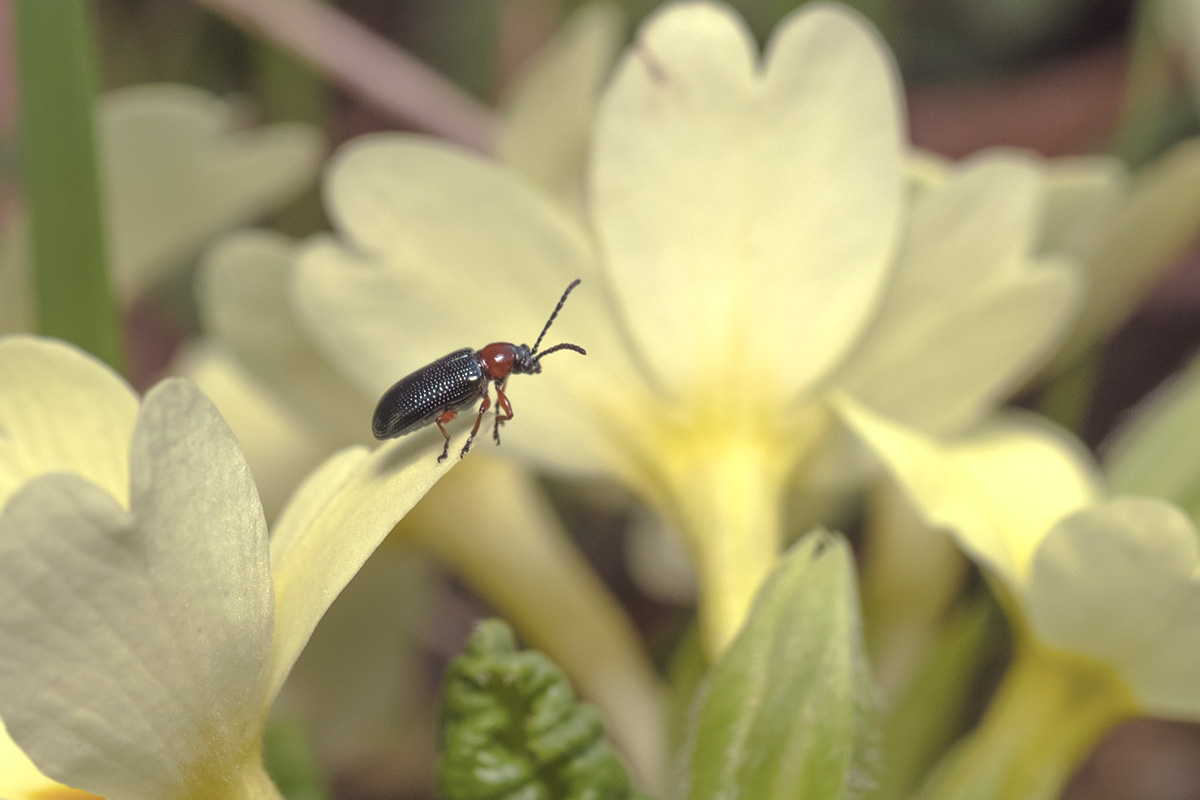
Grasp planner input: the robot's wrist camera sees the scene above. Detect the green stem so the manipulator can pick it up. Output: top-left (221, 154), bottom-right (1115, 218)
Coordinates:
top-left (15, 0), bottom-right (124, 370)
top-left (916, 642), bottom-right (1137, 800)
top-left (1038, 349), bottom-right (1099, 436)
top-left (1108, 0), bottom-right (1177, 166)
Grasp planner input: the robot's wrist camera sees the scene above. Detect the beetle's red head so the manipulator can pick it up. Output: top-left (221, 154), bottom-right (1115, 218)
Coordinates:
top-left (477, 342), bottom-right (540, 379)
top-left (478, 280), bottom-right (588, 381)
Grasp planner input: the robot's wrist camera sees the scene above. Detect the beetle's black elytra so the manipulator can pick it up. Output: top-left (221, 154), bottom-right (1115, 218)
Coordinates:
top-left (372, 279), bottom-right (587, 462)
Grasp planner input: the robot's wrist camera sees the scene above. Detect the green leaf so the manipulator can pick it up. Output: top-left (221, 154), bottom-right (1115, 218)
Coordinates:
top-left (1105, 349), bottom-right (1200, 518)
top-left (262, 718), bottom-right (330, 800)
top-left (680, 531), bottom-right (872, 800)
top-left (437, 620), bottom-right (647, 800)
top-left (869, 598), bottom-right (999, 800)
top-left (14, 0), bottom-right (124, 370)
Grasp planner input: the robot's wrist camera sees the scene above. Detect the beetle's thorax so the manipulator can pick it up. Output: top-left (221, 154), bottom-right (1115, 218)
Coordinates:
top-left (477, 342), bottom-right (540, 380)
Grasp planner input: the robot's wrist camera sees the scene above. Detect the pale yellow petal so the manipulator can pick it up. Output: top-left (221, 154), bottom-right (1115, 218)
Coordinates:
top-left (1029, 497), bottom-right (1200, 719)
top-left (833, 394), bottom-right (1103, 591)
top-left (0, 336), bottom-right (137, 510)
top-left (271, 547), bottom-right (436, 769)
top-left (264, 431), bottom-right (457, 702)
top-left (294, 137), bottom-right (643, 474)
top-left (1038, 155), bottom-right (1128, 258)
top-left (836, 155), bottom-right (1080, 432)
top-left (102, 84), bottom-right (322, 300)
top-left (0, 718), bottom-right (99, 800)
top-left (0, 380), bottom-right (273, 799)
top-left (499, 2), bottom-right (624, 205)
top-left (198, 229), bottom-right (370, 448)
top-left (1053, 137), bottom-right (1200, 368)
top-left (174, 342), bottom-right (329, 521)
top-left (591, 2), bottom-right (904, 398)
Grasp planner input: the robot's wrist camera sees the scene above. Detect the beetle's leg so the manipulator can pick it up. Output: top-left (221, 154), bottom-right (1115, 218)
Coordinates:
top-left (435, 409), bottom-right (458, 463)
top-left (461, 391), bottom-right (492, 459)
top-left (493, 380), bottom-right (514, 445)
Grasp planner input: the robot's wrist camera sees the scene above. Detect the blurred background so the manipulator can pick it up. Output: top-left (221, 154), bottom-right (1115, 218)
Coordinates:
top-left (3, 1), bottom-right (1200, 798)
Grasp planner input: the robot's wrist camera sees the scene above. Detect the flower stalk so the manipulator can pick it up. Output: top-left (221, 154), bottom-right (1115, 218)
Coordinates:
top-left (660, 434), bottom-right (792, 656)
top-left (916, 641), bottom-right (1137, 800)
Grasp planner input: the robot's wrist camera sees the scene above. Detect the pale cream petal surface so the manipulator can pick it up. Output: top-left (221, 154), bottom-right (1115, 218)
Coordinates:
top-left (1038, 155), bottom-right (1127, 259)
top-left (499, 1), bottom-right (624, 205)
top-left (1053, 137), bottom-right (1200, 369)
top-left (834, 395), bottom-right (1103, 591)
top-left (839, 262), bottom-right (1076, 433)
top-left (836, 156), bottom-right (1080, 432)
top-left (102, 84), bottom-right (322, 300)
top-left (590, 1), bottom-right (903, 399)
top-left (0, 336), bottom-right (138, 509)
top-left (265, 432), bottom-right (457, 702)
top-left (1028, 498), bottom-right (1200, 719)
top-left (0, 718), bottom-right (98, 800)
top-left (294, 137), bottom-right (641, 474)
top-left (0, 380), bottom-right (273, 799)
top-left (199, 229), bottom-right (370, 448)
top-left (175, 343), bottom-right (329, 521)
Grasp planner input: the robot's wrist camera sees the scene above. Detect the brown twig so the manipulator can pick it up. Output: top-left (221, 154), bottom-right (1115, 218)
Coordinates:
top-left (193, 0), bottom-right (498, 153)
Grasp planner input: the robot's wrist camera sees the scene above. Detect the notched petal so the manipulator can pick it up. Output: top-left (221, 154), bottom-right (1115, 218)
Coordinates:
top-left (0, 336), bottom-right (138, 509)
top-left (592, 1), bottom-right (903, 399)
top-left (1029, 497), bottom-right (1200, 719)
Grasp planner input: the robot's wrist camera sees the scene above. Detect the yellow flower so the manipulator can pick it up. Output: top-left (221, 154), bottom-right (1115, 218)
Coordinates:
top-left (292, 1), bottom-right (1079, 654)
top-left (835, 395), bottom-right (1200, 800)
top-left (0, 336), bottom-right (452, 800)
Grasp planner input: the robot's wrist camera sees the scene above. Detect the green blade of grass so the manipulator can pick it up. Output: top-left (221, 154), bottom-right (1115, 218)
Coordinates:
top-left (15, 0), bottom-right (124, 371)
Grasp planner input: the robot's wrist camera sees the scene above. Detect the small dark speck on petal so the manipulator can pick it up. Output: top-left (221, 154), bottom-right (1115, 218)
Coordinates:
top-left (634, 38), bottom-right (668, 85)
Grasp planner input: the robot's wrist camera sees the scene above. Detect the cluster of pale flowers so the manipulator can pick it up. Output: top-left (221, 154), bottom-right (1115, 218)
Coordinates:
top-left (5, 1), bottom-right (1200, 799)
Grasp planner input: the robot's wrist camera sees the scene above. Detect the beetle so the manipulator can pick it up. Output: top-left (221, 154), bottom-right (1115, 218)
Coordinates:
top-left (372, 279), bottom-right (587, 462)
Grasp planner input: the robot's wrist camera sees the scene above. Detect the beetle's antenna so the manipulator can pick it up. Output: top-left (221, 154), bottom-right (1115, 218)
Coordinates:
top-left (535, 342), bottom-right (587, 362)
top-left (531, 279), bottom-right (582, 356)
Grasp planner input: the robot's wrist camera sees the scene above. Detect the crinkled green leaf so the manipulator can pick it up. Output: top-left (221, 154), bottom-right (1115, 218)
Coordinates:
top-left (680, 531), bottom-right (871, 800)
top-left (437, 620), bottom-right (645, 800)
top-left (407, 457), bottom-right (664, 792)
top-left (1105, 348), bottom-right (1200, 517)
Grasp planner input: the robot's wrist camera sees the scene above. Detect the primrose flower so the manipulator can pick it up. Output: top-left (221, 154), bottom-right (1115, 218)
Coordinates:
top-left (0, 83), bottom-right (321, 333)
top-left (0, 336), bottom-right (452, 799)
top-left (835, 395), bottom-right (1200, 800)
top-left (293, 0), bottom-right (1078, 653)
